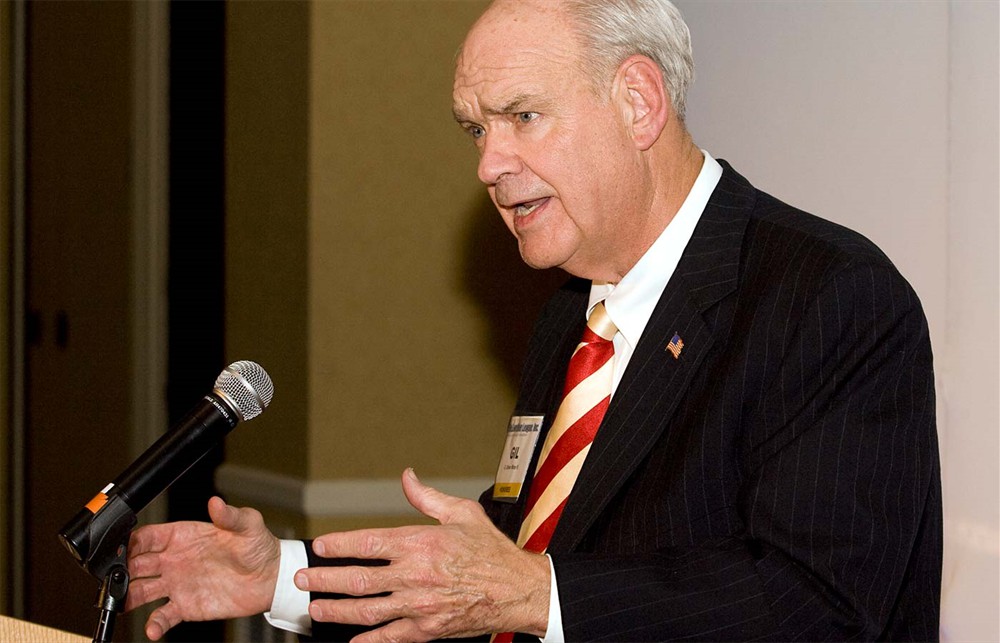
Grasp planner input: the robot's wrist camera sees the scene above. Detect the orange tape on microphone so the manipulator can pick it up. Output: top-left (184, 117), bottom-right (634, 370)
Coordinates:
top-left (85, 492), bottom-right (109, 514)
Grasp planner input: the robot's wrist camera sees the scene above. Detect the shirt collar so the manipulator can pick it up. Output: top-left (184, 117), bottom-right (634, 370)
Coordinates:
top-left (588, 150), bottom-right (724, 351)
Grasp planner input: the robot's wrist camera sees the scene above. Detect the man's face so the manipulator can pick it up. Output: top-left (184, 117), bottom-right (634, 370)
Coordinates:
top-left (452, 1), bottom-right (643, 281)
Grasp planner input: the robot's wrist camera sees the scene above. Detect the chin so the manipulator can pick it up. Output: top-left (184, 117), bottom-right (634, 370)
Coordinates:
top-left (516, 242), bottom-right (563, 271)
top-left (518, 254), bottom-right (554, 271)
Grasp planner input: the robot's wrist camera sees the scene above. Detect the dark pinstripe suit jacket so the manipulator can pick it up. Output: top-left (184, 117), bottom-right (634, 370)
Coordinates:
top-left (308, 162), bottom-right (941, 642)
top-left (480, 161), bottom-right (941, 641)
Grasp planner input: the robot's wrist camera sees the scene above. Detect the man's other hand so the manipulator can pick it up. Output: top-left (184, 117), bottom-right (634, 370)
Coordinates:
top-left (125, 496), bottom-right (281, 641)
top-left (297, 469), bottom-right (550, 642)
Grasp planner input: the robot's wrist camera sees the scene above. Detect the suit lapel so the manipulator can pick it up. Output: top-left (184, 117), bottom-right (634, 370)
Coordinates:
top-left (547, 161), bottom-right (756, 552)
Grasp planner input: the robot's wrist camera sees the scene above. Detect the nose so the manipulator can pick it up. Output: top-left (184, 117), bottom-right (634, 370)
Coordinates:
top-left (477, 130), bottom-right (522, 185)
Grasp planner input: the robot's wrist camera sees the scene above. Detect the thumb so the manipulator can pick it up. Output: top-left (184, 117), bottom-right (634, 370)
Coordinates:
top-left (401, 468), bottom-right (463, 524)
top-left (207, 496), bottom-right (251, 533)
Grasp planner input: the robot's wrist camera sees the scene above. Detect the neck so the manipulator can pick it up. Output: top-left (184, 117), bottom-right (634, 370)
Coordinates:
top-left (599, 130), bottom-right (703, 284)
top-left (649, 126), bottom-right (704, 227)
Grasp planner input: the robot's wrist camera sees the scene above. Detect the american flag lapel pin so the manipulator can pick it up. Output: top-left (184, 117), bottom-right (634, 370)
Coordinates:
top-left (666, 333), bottom-right (684, 359)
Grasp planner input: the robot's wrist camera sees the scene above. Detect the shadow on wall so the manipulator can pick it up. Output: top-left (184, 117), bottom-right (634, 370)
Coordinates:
top-left (458, 192), bottom-right (569, 389)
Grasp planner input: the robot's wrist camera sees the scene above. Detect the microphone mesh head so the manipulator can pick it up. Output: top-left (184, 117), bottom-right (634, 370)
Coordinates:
top-left (214, 361), bottom-right (274, 421)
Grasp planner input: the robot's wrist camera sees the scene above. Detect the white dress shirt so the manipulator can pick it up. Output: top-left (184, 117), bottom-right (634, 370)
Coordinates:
top-left (266, 151), bottom-right (723, 640)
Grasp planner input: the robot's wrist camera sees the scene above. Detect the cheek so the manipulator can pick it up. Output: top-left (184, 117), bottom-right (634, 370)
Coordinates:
top-left (553, 119), bottom-right (624, 190)
top-left (578, 129), bottom-right (638, 207)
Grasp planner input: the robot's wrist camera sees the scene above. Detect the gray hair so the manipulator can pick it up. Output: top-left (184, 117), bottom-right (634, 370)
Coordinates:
top-left (563, 0), bottom-right (695, 120)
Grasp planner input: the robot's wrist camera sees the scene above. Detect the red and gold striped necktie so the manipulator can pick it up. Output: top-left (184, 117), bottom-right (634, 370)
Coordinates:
top-left (518, 300), bottom-right (617, 552)
top-left (493, 302), bottom-right (617, 642)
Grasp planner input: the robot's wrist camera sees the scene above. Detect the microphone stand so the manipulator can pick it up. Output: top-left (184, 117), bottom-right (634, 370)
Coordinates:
top-left (92, 538), bottom-right (130, 643)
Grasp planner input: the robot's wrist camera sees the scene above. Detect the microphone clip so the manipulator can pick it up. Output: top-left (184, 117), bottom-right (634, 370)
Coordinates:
top-left (58, 493), bottom-right (137, 579)
top-left (59, 494), bottom-right (136, 643)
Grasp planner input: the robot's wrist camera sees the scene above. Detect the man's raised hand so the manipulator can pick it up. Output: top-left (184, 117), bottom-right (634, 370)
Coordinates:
top-left (126, 496), bottom-right (281, 641)
top-left (296, 469), bottom-right (551, 642)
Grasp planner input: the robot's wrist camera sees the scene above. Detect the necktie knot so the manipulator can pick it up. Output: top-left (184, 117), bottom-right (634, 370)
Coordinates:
top-left (585, 301), bottom-right (618, 343)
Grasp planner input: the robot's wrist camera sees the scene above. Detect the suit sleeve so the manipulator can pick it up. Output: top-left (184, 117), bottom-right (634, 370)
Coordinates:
top-left (550, 261), bottom-right (940, 641)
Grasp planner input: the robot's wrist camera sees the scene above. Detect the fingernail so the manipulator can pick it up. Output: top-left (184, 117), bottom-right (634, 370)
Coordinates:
top-left (295, 572), bottom-right (308, 590)
top-left (313, 540), bottom-right (325, 556)
top-left (309, 602), bottom-right (321, 619)
top-left (406, 467), bottom-right (418, 481)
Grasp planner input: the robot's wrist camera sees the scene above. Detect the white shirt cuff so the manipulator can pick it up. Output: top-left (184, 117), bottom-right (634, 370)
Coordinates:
top-left (263, 539), bottom-right (312, 636)
top-left (540, 554), bottom-right (565, 643)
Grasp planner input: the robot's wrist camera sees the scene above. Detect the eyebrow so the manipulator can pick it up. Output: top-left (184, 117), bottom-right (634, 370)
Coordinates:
top-left (485, 93), bottom-right (536, 116)
top-left (452, 92), bottom-right (543, 123)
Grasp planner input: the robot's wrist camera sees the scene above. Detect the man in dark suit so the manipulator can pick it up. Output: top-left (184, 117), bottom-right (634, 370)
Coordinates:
top-left (126, 0), bottom-right (941, 640)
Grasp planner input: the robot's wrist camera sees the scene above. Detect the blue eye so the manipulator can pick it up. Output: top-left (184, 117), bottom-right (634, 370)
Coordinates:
top-left (467, 124), bottom-right (486, 139)
top-left (517, 112), bottom-right (539, 124)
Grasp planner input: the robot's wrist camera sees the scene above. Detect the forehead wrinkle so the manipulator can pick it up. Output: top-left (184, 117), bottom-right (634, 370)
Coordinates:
top-left (453, 4), bottom-right (581, 123)
top-left (454, 57), bottom-right (570, 120)
top-left (453, 70), bottom-right (538, 121)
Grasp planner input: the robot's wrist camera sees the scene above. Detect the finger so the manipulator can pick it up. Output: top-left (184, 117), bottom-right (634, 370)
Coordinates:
top-left (312, 525), bottom-right (418, 560)
top-left (128, 550), bottom-right (163, 579)
top-left (352, 618), bottom-right (430, 643)
top-left (146, 600), bottom-right (184, 641)
top-left (401, 468), bottom-right (479, 525)
top-left (294, 563), bottom-right (393, 596)
top-left (309, 595), bottom-right (403, 627)
top-left (128, 524), bottom-right (171, 557)
top-left (124, 577), bottom-right (166, 612)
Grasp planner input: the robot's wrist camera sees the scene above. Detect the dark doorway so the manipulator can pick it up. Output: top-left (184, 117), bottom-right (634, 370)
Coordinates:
top-left (165, 1), bottom-right (226, 641)
top-left (17, 1), bottom-right (226, 640)
top-left (22, 1), bottom-right (140, 637)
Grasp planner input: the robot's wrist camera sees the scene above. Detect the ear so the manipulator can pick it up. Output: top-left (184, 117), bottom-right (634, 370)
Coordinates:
top-left (613, 55), bottom-right (671, 151)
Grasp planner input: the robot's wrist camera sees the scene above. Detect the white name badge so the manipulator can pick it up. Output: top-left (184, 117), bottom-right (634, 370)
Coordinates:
top-left (492, 414), bottom-right (544, 503)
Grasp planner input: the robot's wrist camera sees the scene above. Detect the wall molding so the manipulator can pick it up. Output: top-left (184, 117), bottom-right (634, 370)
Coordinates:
top-left (215, 463), bottom-right (493, 517)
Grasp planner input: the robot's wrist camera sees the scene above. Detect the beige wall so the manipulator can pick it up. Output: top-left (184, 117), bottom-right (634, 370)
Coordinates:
top-left (225, 1), bottom-right (311, 481)
top-left (941, 2), bottom-right (999, 638)
top-left (307, 0), bottom-right (499, 480)
top-left (221, 0), bottom-right (569, 536)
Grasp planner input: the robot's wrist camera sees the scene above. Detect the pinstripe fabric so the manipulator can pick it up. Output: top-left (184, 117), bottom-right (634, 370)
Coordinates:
top-left (480, 161), bottom-right (941, 641)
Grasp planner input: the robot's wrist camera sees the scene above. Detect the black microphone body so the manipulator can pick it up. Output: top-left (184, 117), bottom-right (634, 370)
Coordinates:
top-left (116, 393), bottom-right (239, 513)
top-left (59, 360), bottom-right (272, 578)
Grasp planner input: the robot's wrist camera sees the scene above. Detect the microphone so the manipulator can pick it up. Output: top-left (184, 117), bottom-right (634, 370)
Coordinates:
top-left (58, 360), bottom-right (274, 577)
